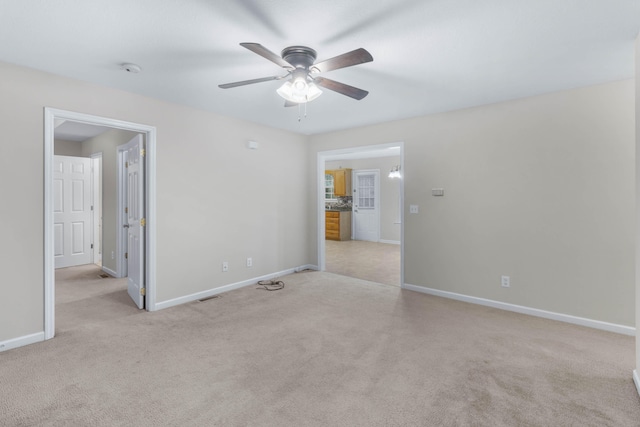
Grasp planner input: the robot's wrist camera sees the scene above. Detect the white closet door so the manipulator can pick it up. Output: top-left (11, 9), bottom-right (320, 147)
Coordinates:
top-left (54, 155), bottom-right (93, 269)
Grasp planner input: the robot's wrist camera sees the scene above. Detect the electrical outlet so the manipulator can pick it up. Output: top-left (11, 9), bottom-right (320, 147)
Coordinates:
top-left (501, 275), bottom-right (510, 288)
top-left (222, 261), bottom-right (229, 272)
top-left (246, 257), bottom-right (252, 268)
top-left (111, 251), bottom-right (115, 260)
top-left (409, 205), bottom-right (419, 214)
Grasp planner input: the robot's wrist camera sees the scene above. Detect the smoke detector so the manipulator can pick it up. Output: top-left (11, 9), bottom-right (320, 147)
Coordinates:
top-left (121, 63), bottom-right (141, 73)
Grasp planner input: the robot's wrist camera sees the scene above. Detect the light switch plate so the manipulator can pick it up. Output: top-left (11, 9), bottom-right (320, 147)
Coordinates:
top-left (409, 205), bottom-right (419, 214)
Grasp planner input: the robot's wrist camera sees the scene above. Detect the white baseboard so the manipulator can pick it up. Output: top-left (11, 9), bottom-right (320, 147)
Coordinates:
top-left (402, 283), bottom-right (635, 336)
top-left (296, 264), bottom-right (319, 272)
top-left (0, 332), bottom-right (45, 352)
top-left (634, 370), bottom-right (640, 399)
top-left (101, 266), bottom-right (117, 278)
top-left (379, 239), bottom-right (401, 245)
top-left (155, 265), bottom-right (315, 310)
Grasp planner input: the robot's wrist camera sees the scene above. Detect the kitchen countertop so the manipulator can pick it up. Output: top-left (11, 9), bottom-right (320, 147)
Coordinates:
top-left (326, 208), bottom-right (352, 212)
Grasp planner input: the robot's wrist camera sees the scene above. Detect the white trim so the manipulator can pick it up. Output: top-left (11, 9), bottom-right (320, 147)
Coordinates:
top-left (145, 127), bottom-right (157, 311)
top-left (154, 266), bottom-right (310, 310)
top-left (633, 370), bottom-right (640, 398)
top-left (403, 283), bottom-right (636, 336)
top-left (317, 142), bottom-right (405, 287)
top-left (0, 332), bottom-right (45, 352)
top-left (44, 108), bottom-right (158, 340)
top-left (44, 111), bottom-right (55, 340)
top-left (379, 239), bottom-right (401, 245)
top-left (296, 264), bottom-right (319, 272)
top-left (90, 153), bottom-right (103, 265)
top-left (101, 266), bottom-right (118, 278)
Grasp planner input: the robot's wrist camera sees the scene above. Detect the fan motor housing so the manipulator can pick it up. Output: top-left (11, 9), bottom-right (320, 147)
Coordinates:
top-left (281, 46), bottom-right (317, 69)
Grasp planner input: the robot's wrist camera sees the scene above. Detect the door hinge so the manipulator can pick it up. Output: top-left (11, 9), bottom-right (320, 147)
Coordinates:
top-left (140, 218), bottom-right (146, 227)
top-left (125, 252), bottom-right (128, 259)
top-left (125, 207), bottom-right (128, 214)
top-left (91, 205), bottom-right (94, 211)
top-left (125, 161), bottom-right (129, 168)
top-left (91, 243), bottom-right (94, 249)
top-left (140, 287), bottom-right (146, 296)
top-left (140, 148), bottom-right (146, 157)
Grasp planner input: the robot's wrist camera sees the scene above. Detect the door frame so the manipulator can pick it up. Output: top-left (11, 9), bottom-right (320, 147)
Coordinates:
top-left (352, 169), bottom-right (381, 242)
top-left (317, 141), bottom-right (405, 286)
top-left (90, 152), bottom-right (103, 266)
top-left (44, 108), bottom-right (158, 340)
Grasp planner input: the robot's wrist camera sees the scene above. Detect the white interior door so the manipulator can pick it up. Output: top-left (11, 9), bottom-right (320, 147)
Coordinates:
top-left (123, 135), bottom-right (145, 309)
top-left (53, 155), bottom-right (93, 268)
top-left (353, 170), bottom-right (380, 242)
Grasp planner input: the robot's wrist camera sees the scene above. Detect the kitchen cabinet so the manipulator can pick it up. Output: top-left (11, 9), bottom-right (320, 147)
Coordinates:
top-left (325, 168), bottom-right (352, 197)
top-left (325, 211), bottom-right (352, 241)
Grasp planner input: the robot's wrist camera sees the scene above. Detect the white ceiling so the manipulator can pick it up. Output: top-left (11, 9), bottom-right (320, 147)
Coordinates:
top-left (1, 1), bottom-right (639, 135)
top-left (55, 121), bottom-right (113, 142)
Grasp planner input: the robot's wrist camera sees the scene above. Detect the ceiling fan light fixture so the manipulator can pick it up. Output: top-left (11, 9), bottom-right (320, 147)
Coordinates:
top-left (277, 79), bottom-right (322, 104)
top-left (388, 165), bottom-right (402, 179)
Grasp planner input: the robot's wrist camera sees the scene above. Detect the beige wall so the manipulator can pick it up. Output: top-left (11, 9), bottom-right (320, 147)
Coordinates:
top-left (326, 157), bottom-right (401, 242)
top-left (54, 139), bottom-right (82, 156)
top-left (0, 57), bottom-right (635, 350)
top-left (310, 80), bottom-right (635, 327)
top-left (0, 61), bottom-right (309, 342)
top-left (635, 34), bottom-right (640, 385)
top-left (80, 129), bottom-right (141, 273)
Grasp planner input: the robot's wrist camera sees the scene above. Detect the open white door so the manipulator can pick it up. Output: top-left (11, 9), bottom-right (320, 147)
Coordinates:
top-left (123, 135), bottom-right (145, 309)
top-left (53, 155), bottom-right (93, 268)
top-left (353, 170), bottom-right (380, 242)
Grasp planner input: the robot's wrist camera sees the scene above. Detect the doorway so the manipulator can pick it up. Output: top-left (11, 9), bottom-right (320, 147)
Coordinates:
top-left (317, 142), bottom-right (404, 287)
top-left (44, 108), bottom-right (157, 340)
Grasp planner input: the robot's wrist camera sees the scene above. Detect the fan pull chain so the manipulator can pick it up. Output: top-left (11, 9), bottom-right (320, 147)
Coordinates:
top-left (297, 100), bottom-right (309, 122)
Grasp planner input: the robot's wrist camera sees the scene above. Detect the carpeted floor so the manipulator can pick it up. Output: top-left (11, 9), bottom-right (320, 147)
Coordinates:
top-left (1, 265), bottom-right (639, 426)
top-left (325, 239), bottom-right (400, 286)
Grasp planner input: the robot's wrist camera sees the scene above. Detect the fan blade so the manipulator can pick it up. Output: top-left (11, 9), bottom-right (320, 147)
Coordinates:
top-left (311, 48), bottom-right (373, 73)
top-left (313, 77), bottom-right (369, 100)
top-left (218, 75), bottom-right (287, 89)
top-left (284, 100), bottom-right (298, 107)
top-left (240, 42), bottom-right (293, 69)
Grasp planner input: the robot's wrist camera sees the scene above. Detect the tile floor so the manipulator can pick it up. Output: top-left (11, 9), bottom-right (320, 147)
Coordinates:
top-left (324, 239), bottom-right (401, 286)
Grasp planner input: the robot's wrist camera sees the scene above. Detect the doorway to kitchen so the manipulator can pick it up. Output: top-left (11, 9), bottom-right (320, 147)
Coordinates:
top-left (317, 142), bottom-right (404, 287)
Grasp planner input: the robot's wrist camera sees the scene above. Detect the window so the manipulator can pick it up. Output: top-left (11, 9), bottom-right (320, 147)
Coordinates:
top-left (357, 173), bottom-right (375, 209)
top-left (325, 173), bottom-right (335, 200)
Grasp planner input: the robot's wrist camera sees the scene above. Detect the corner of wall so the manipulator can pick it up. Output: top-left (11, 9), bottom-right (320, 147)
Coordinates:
top-left (635, 32), bottom-right (640, 394)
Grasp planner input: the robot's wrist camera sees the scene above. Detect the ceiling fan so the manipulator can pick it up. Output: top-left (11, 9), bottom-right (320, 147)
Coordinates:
top-left (219, 43), bottom-right (373, 106)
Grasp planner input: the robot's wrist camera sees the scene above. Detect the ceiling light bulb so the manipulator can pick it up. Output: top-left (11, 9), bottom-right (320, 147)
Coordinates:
top-left (293, 78), bottom-right (307, 91)
top-left (277, 80), bottom-right (322, 104)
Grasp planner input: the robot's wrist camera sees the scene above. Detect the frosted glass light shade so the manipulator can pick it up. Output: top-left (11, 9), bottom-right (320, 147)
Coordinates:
top-left (277, 79), bottom-right (322, 104)
top-left (388, 165), bottom-right (401, 179)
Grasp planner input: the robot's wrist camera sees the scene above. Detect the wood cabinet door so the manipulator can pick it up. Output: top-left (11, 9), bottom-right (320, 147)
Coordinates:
top-left (334, 170), bottom-right (346, 196)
